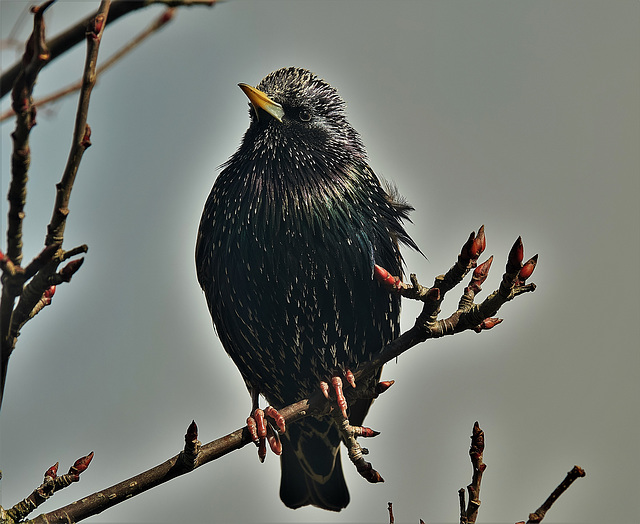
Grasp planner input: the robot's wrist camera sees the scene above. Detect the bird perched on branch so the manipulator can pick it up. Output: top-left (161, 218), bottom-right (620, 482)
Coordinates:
top-left (196, 67), bottom-right (419, 511)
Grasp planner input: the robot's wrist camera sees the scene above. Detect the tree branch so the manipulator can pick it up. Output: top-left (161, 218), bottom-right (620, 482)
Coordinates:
top-left (1, 0), bottom-right (56, 408)
top-left (1, 0), bottom-right (110, 408)
top-left (518, 466), bottom-right (587, 524)
top-left (4, 227), bottom-right (539, 521)
top-left (0, 0), bottom-right (217, 100)
top-left (459, 421), bottom-right (486, 524)
top-left (4, 453), bottom-right (94, 523)
top-left (0, 7), bottom-right (179, 123)
top-left (44, 1), bottom-right (107, 247)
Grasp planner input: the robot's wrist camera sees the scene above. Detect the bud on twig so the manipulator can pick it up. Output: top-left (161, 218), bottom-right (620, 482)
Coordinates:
top-left (81, 124), bottom-right (92, 149)
top-left (185, 420), bottom-right (198, 443)
top-left (375, 380), bottom-right (395, 395)
top-left (160, 7), bottom-right (176, 24)
top-left (468, 256), bottom-right (493, 294)
top-left (68, 451), bottom-right (94, 477)
top-left (59, 258), bottom-right (84, 282)
top-left (470, 225), bottom-right (486, 260)
top-left (518, 254), bottom-right (538, 282)
top-left (43, 285), bottom-right (56, 305)
top-left (507, 236), bottom-right (524, 272)
top-left (474, 317), bottom-right (503, 333)
top-left (44, 462), bottom-right (59, 480)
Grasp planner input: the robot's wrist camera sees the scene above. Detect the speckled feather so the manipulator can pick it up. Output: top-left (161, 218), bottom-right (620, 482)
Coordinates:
top-left (196, 67), bottom-right (419, 511)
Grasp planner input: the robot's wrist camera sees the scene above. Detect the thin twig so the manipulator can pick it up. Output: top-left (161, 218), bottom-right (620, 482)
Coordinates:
top-left (464, 422), bottom-right (486, 524)
top-left (523, 466), bottom-right (586, 524)
top-left (0, 0), bottom-right (217, 99)
top-left (1, 0), bottom-right (55, 409)
top-left (14, 229), bottom-right (538, 522)
top-left (0, 8), bottom-right (178, 123)
top-left (5, 453), bottom-right (93, 523)
top-left (45, 1), bottom-right (109, 246)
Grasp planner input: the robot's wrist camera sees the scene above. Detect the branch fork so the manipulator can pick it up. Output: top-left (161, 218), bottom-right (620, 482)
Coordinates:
top-left (4, 452), bottom-right (94, 523)
top-left (375, 226), bottom-right (538, 341)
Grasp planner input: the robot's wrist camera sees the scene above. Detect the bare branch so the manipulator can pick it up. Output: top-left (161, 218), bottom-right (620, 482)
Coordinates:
top-left (12, 227), bottom-right (537, 520)
top-left (4, 453), bottom-right (94, 523)
top-left (45, 0), bottom-right (109, 247)
top-left (0, 8), bottom-right (179, 123)
top-left (1, 0), bottom-right (56, 408)
top-left (520, 466), bottom-right (586, 524)
top-left (0, 0), bottom-right (218, 100)
top-left (356, 227), bottom-right (538, 387)
top-left (464, 422), bottom-right (486, 524)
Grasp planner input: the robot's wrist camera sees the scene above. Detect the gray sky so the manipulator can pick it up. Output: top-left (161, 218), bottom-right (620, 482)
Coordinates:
top-left (1, 1), bottom-right (638, 523)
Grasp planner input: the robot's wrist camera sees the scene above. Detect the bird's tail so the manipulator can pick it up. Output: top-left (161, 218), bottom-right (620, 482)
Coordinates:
top-left (279, 416), bottom-right (349, 511)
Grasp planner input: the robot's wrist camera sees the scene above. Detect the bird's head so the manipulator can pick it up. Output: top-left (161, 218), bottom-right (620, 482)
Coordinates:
top-left (237, 67), bottom-right (366, 165)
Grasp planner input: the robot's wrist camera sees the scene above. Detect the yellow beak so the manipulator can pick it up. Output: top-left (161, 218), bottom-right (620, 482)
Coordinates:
top-left (238, 83), bottom-right (285, 122)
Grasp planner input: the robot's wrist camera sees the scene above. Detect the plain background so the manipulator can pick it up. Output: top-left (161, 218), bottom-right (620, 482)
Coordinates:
top-left (1, 1), bottom-right (638, 523)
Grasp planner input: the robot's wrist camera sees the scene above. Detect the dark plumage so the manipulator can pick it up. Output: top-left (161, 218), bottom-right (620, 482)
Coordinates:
top-left (196, 67), bottom-right (418, 511)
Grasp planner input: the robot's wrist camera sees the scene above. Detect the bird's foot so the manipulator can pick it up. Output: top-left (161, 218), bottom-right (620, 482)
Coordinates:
top-left (246, 406), bottom-right (286, 462)
top-left (319, 369), bottom-right (356, 419)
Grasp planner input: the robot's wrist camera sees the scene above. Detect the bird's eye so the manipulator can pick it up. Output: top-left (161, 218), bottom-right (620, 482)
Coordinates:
top-left (299, 110), bottom-right (312, 122)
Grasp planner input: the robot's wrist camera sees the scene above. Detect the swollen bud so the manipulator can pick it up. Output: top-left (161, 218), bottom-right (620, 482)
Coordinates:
top-left (518, 254), bottom-right (538, 282)
top-left (60, 258), bottom-right (84, 282)
top-left (68, 451), bottom-right (94, 476)
top-left (473, 318), bottom-right (503, 332)
top-left (507, 237), bottom-right (524, 270)
top-left (473, 256), bottom-right (493, 284)
top-left (185, 420), bottom-right (198, 443)
top-left (470, 225), bottom-right (486, 259)
top-left (375, 380), bottom-right (395, 395)
top-left (43, 285), bottom-right (56, 305)
top-left (44, 462), bottom-right (59, 480)
top-left (459, 231), bottom-right (476, 262)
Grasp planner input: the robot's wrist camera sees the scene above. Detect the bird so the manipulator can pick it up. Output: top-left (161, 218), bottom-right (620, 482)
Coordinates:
top-left (195, 67), bottom-right (419, 511)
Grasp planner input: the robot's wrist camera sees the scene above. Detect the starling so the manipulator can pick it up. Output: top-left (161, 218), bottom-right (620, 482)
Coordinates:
top-left (196, 67), bottom-right (419, 511)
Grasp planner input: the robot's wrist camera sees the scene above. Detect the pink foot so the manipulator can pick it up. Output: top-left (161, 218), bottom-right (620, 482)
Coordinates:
top-left (320, 369), bottom-right (357, 419)
top-left (246, 406), bottom-right (285, 462)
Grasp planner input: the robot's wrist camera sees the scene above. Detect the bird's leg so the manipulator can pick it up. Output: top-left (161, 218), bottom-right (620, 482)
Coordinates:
top-left (246, 389), bottom-right (286, 462)
top-left (331, 403), bottom-right (384, 484)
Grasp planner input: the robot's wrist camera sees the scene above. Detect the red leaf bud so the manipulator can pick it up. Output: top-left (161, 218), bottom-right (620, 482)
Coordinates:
top-left (69, 451), bottom-right (94, 475)
top-left (470, 225), bottom-right (486, 259)
top-left (473, 255), bottom-right (493, 284)
top-left (508, 237), bottom-right (524, 269)
top-left (518, 254), bottom-right (538, 281)
top-left (45, 462), bottom-right (59, 479)
top-left (43, 285), bottom-right (56, 305)
top-left (375, 380), bottom-right (395, 395)
top-left (92, 15), bottom-right (105, 35)
top-left (60, 258), bottom-right (84, 282)
top-left (160, 8), bottom-right (176, 24)
top-left (185, 420), bottom-right (198, 443)
top-left (81, 125), bottom-right (92, 149)
top-left (474, 317), bottom-right (503, 332)
top-left (459, 231), bottom-right (476, 261)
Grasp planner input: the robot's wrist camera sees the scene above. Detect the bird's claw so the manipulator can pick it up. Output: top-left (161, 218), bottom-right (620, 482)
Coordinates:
top-left (320, 369), bottom-right (356, 419)
top-left (247, 406), bottom-right (285, 461)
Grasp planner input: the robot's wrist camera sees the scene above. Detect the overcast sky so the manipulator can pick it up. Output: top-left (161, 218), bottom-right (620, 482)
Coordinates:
top-left (1, 2), bottom-right (638, 523)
